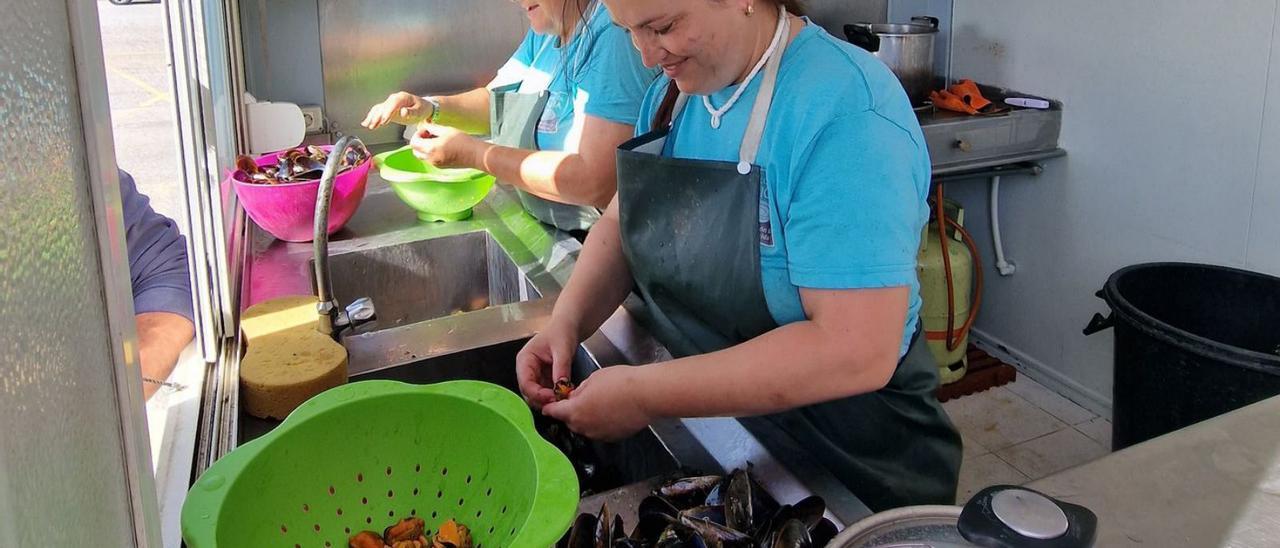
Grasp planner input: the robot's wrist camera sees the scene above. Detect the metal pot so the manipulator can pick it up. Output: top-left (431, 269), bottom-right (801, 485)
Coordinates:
top-left (844, 16), bottom-right (940, 106)
top-left (828, 486), bottom-right (1098, 548)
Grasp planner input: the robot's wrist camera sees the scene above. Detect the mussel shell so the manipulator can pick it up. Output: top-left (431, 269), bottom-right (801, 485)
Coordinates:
top-left (654, 526), bottom-right (685, 548)
top-left (679, 505), bottom-right (726, 525)
top-left (594, 503), bottom-right (614, 548)
top-left (808, 518), bottom-right (837, 547)
top-left (659, 475), bottom-right (722, 508)
top-left (789, 496), bottom-right (825, 530)
top-left (768, 519), bottom-right (811, 548)
top-left (234, 155), bottom-right (260, 174)
top-left (633, 497), bottom-right (678, 543)
top-left (676, 515), bottom-right (752, 546)
top-left (564, 512), bottom-right (599, 548)
top-left (725, 469), bottom-right (752, 533)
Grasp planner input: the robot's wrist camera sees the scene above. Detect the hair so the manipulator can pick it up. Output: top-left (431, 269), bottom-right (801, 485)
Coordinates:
top-left (558, 0), bottom-right (597, 86)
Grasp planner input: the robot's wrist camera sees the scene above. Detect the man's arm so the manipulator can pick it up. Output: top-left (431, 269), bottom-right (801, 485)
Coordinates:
top-left (119, 170), bottom-right (195, 399)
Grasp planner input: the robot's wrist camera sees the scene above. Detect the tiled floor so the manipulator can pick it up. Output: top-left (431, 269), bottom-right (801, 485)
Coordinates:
top-left (943, 376), bottom-right (1112, 504)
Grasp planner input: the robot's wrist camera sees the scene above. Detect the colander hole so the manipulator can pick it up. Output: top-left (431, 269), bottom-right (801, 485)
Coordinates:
top-left (328, 486), bottom-right (335, 495)
top-left (313, 524), bottom-right (320, 532)
top-left (280, 525), bottom-right (288, 534)
top-left (475, 510), bottom-right (482, 518)
top-left (336, 508), bottom-right (343, 516)
top-left (501, 505), bottom-right (507, 514)
top-left (485, 487), bottom-right (492, 496)
top-left (388, 489), bottom-right (395, 498)
top-left (410, 508), bottom-right (417, 516)
top-left (431, 511), bottom-right (438, 519)
top-left (458, 498), bottom-right (465, 506)
top-left (488, 526), bottom-right (495, 534)
top-left (361, 497), bottom-right (368, 505)
top-left (295, 544), bottom-right (301, 548)
top-left (386, 466), bottom-right (393, 476)
top-left (345, 527), bottom-right (351, 534)
top-left (413, 488), bottom-right (420, 496)
top-left (325, 542), bottom-right (332, 547)
top-left (511, 528), bottom-right (517, 535)
top-left (415, 464), bottom-right (421, 473)
top-left (356, 473), bottom-right (363, 483)
top-left (437, 490), bottom-right (443, 499)
top-left (465, 474), bottom-right (472, 484)
top-left (388, 510), bottom-right (395, 517)
top-left (441, 467), bottom-right (448, 476)
top-left (366, 517), bottom-right (373, 524)
top-left (302, 504), bottom-right (309, 512)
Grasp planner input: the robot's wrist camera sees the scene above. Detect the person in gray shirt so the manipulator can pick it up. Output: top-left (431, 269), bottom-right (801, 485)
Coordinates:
top-left (119, 170), bottom-right (194, 400)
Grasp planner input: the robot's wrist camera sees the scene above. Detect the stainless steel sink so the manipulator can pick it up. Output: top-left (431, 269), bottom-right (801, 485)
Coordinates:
top-left (315, 231), bottom-right (540, 334)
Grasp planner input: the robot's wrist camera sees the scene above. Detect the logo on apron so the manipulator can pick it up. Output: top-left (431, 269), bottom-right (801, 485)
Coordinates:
top-left (759, 181), bottom-right (774, 247)
top-left (537, 91), bottom-right (571, 135)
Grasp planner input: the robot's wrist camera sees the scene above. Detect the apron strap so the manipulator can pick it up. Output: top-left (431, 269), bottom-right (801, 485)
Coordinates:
top-left (647, 8), bottom-right (792, 175)
top-left (737, 10), bottom-right (790, 174)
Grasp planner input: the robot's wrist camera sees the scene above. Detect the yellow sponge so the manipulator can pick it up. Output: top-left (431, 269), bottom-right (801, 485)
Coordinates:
top-left (240, 295), bottom-right (321, 343)
top-left (240, 327), bottom-right (348, 420)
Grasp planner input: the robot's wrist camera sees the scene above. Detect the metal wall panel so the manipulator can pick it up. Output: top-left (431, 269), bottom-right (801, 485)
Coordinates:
top-left (0, 1), bottom-right (159, 545)
top-left (319, 0), bottom-right (528, 143)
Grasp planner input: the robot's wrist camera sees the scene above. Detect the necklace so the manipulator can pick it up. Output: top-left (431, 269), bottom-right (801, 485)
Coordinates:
top-left (701, 6), bottom-right (788, 129)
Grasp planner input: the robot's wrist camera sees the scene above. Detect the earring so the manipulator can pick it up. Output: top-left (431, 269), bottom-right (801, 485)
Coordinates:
top-left (746, 3), bottom-right (754, 16)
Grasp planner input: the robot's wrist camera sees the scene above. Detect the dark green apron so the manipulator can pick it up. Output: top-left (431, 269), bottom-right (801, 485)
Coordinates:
top-left (613, 15), bottom-right (961, 511)
top-left (488, 81), bottom-right (601, 232)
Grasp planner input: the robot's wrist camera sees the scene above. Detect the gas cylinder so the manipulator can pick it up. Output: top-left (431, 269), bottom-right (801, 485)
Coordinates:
top-left (917, 199), bottom-right (972, 384)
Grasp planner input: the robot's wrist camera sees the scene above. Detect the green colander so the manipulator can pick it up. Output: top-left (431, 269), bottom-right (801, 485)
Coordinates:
top-left (181, 380), bottom-right (578, 548)
top-left (374, 145), bottom-right (496, 222)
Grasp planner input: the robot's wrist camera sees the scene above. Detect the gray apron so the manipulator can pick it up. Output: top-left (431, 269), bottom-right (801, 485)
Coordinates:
top-left (614, 15), bottom-right (961, 511)
top-left (488, 54), bottom-right (602, 232)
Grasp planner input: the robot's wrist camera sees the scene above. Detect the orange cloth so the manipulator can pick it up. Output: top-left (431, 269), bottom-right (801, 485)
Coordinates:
top-left (929, 79), bottom-right (992, 115)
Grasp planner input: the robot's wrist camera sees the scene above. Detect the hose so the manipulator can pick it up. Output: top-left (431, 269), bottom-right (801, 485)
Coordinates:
top-left (933, 183), bottom-right (985, 352)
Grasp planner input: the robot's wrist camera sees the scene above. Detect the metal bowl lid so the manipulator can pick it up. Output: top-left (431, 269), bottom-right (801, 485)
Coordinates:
top-left (828, 505), bottom-right (975, 548)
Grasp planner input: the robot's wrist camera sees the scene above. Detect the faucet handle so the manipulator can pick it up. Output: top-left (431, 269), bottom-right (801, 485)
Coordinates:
top-left (333, 297), bottom-right (377, 331)
top-left (345, 297), bottom-right (376, 323)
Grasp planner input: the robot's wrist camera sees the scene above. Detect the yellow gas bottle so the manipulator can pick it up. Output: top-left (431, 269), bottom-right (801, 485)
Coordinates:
top-left (917, 200), bottom-right (973, 384)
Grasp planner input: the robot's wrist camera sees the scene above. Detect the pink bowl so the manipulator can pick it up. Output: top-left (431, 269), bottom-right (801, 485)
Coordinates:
top-left (230, 146), bottom-right (371, 243)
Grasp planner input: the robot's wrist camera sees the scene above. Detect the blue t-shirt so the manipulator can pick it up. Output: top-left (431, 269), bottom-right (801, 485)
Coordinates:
top-left (491, 3), bottom-right (658, 152)
top-left (635, 21), bottom-right (931, 357)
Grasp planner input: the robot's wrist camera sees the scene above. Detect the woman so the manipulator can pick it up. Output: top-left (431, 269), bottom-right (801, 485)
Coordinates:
top-left (516, 0), bottom-right (961, 510)
top-left (363, 0), bottom-right (657, 233)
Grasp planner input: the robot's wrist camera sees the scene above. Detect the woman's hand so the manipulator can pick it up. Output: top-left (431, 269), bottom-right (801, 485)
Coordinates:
top-left (410, 123), bottom-right (485, 169)
top-left (516, 321), bottom-right (581, 410)
top-left (541, 366), bottom-right (654, 442)
top-left (362, 91), bottom-right (430, 129)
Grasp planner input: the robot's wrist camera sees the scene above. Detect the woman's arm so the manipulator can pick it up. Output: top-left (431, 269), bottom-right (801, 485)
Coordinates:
top-left (413, 114), bottom-right (633, 209)
top-left (362, 87), bottom-right (493, 134)
top-left (542, 286), bottom-right (909, 439)
top-left (516, 201), bottom-right (636, 406)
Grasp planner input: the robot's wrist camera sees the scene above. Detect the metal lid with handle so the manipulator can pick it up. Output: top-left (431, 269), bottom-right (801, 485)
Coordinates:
top-left (830, 485), bottom-right (1097, 547)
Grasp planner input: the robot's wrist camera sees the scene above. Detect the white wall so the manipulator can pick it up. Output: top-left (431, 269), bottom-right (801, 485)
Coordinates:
top-left (941, 1), bottom-right (1280, 414)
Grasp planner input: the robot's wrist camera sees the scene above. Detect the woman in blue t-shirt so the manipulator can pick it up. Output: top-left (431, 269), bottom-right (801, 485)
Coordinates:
top-left (516, 0), bottom-right (961, 510)
top-left (364, 0), bottom-right (657, 232)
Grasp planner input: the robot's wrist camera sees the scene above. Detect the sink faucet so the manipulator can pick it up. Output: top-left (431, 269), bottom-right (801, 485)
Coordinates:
top-left (314, 135), bottom-right (376, 336)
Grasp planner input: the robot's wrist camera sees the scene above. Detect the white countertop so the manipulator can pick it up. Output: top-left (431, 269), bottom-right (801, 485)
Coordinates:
top-left (1029, 396), bottom-right (1280, 547)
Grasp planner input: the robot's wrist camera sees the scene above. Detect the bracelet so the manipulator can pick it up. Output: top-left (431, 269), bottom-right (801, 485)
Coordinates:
top-left (143, 376), bottom-right (184, 390)
top-left (423, 95), bottom-right (441, 123)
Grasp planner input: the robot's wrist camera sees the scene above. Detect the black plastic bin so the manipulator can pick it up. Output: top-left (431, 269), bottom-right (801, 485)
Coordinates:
top-left (1084, 262), bottom-right (1280, 450)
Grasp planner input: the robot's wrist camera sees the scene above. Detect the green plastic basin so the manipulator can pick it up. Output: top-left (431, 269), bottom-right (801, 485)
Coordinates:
top-left (374, 145), bottom-right (496, 222)
top-left (181, 380), bottom-right (578, 548)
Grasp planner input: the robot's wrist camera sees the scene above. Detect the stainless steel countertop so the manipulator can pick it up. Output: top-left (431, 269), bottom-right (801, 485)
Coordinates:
top-left (234, 172), bottom-right (872, 526)
top-left (1030, 396), bottom-right (1280, 547)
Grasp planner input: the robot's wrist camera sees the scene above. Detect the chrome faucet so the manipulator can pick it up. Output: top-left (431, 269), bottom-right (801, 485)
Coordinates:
top-left (314, 135), bottom-right (376, 336)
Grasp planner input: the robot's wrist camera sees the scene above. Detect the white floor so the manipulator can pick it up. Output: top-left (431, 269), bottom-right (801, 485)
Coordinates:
top-left (943, 376), bottom-right (1113, 504)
